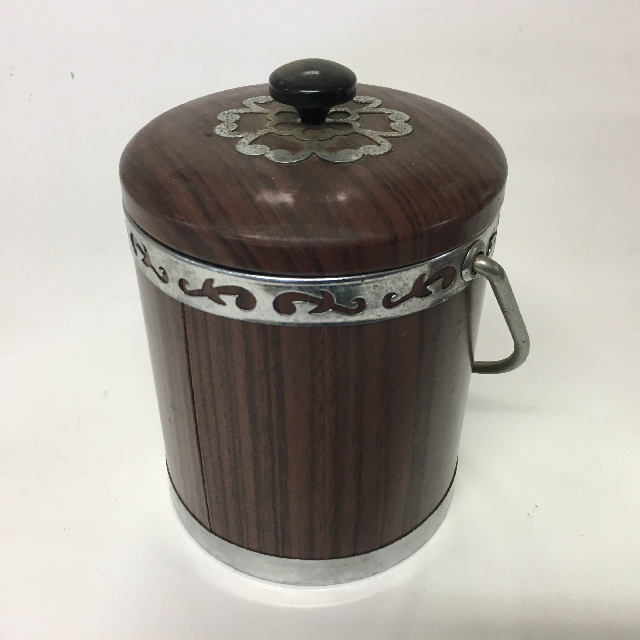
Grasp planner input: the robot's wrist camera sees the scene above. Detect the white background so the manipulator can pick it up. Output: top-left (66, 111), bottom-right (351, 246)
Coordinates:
top-left (1, 1), bottom-right (639, 638)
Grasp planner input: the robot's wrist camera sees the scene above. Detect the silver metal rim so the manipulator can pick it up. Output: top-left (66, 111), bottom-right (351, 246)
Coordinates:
top-left (170, 476), bottom-right (455, 586)
top-left (127, 215), bottom-right (498, 326)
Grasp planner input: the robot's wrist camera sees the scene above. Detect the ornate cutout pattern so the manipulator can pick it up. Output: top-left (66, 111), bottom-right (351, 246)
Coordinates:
top-left (214, 96), bottom-right (412, 164)
top-left (382, 267), bottom-right (456, 309)
top-left (179, 278), bottom-right (257, 311)
top-left (273, 291), bottom-right (366, 316)
top-left (130, 233), bottom-right (169, 283)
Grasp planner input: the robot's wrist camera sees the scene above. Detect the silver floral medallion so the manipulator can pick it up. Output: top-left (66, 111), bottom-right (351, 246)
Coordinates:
top-left (214, 95), bottom-right (412, 164)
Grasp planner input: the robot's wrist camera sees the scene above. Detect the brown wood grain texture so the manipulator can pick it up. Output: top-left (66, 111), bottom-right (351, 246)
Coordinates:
top-left (120, 83), bottom-right (507, 276)
top-left (136, 270), bottom-right (486, 559)
top-left (136, 272), bottom-right (210, 528)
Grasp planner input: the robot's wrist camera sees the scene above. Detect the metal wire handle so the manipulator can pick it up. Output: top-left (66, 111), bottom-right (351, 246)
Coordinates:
top-left (463, 247), bottom-right (530, 374)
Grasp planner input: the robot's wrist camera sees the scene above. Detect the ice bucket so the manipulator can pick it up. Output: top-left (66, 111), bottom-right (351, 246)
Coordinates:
top-left (120, 59), bottom-right (529, 585)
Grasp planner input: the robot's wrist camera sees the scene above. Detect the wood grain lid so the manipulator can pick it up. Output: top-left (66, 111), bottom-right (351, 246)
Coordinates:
top-left (120, 60), bottom-right (507, 276)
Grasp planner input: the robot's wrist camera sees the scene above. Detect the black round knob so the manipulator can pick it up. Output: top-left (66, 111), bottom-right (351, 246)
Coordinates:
top-left (269, 59), bottom-right (357, 126)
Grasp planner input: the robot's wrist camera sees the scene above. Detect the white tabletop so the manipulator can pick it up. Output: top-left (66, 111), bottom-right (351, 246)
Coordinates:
top-left (1, 1), bottom-right (639, 638)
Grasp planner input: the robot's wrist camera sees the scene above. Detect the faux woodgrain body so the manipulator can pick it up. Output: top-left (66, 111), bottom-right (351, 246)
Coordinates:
top-left (137, 272), bottom-right (486, 560)
top-left (121, 83), bottom-right (507, 276)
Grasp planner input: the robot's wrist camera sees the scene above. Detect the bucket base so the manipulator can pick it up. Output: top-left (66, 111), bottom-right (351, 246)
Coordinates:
top-left (171, 475), bottom-right (454, 586)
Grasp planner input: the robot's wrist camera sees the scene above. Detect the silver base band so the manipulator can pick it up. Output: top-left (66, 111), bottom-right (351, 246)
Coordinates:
top-left (171, 480), bottom-right (454, 585)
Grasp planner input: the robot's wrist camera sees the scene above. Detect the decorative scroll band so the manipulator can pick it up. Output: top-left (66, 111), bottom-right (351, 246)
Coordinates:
top-left (126, 216), bottom-right (498, 326)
